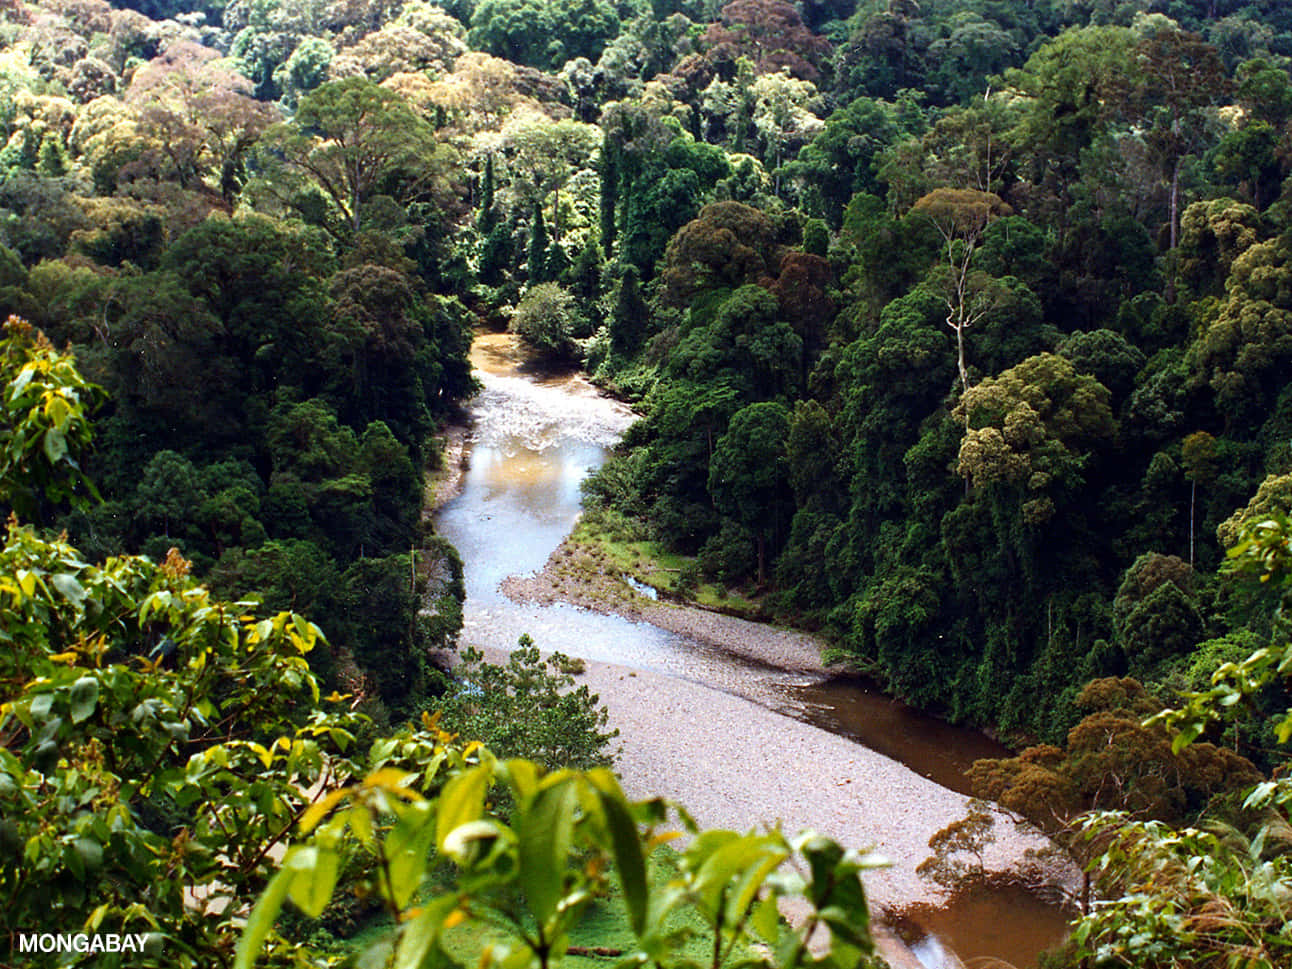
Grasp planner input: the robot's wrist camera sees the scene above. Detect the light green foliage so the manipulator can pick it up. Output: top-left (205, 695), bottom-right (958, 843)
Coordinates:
top-left (1177, 199), bottom-right (1262, 297)
top-left (1158, 511), bottom-right (1292, 751)
top-left (1195, 232), bottom-right (1292, 419)
top-left (259, 78), bottom-right (446, 234)
top-left (954, 353), bottom-right (1115, 506)
top-left (494, 111), bottom-right (602, 222)
top-left (435, 639), bottom-right (618, 770)
top-left (1003, 24), bottom-right (1138, 169)
top-left (0, 317), bottom-right (104, 520)
top-left (0, 520), bottom-right (365, 965)
top-left (510, 282), bottom-right (581, 360)
top-left (748, 71), bottom-right (824, 170)
top-left (1218, 472), bottom-right (1292, 549)
top-left (1069, 796), bottom-right (1292, 969)
top-left (236, 740), bottom-right (888, 969)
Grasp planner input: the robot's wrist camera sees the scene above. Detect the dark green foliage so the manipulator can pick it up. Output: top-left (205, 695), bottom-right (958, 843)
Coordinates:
top-left (470, 0), bottom-right (620, 70)
top-left (7, 209), bottom-right (473, 715)
top-left (709, 401), bottom-right (792, 584)
top-left (785, 96), bottom-right (912, 226)
top-left (1112, 553), bottom-right (1205, 679)
top-left (802, 218), bottom-right (829, 257)
top-left (609, 265), bottom-right (648, 357)
top-left (527, 201), bottom-right (549, 284)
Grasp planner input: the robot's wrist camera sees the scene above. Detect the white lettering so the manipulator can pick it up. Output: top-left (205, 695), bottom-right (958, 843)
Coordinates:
top-left (15, 933), bottom-right (154, 954)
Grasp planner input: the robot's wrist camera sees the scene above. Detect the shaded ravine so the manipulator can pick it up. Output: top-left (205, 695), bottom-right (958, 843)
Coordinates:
top-left (434, 333), bottom-right (1074, 969)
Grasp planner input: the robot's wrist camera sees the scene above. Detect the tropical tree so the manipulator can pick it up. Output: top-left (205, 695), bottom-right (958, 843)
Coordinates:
top-left (259, 78), bottom-right (448, 235)
top-left (709, 401), bottom-right (792, 585)
top-left (911, 188), bottom-right (1012, 396)
top-left (510, 282), bottom-right (581, 360)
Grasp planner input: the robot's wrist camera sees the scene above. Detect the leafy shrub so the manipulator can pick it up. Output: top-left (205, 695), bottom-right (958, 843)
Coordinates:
top-left (435, 638), bottom-right (618, 770)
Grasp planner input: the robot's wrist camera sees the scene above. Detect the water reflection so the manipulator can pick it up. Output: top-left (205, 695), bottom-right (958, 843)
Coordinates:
top-left (436, 343), bottom-right (796, 681)
top-left (773, 677), bottom-right (1011, 797)
top-left (889, 880), bottom-right (1076, 969)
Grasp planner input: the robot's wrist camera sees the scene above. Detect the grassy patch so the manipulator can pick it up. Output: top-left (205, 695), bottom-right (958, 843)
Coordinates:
top-left (337, 848), bottom-right (769, 967)
top-left (569, 514), bottom-right (764, 619)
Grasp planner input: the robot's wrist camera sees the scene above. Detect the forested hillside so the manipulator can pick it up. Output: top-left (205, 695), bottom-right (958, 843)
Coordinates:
top-left (3, 0), bottom-right (1292, 965)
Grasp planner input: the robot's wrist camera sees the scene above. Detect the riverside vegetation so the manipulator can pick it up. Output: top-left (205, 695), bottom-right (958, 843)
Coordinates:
top-left (2, 0), bottom-right (1292, 965)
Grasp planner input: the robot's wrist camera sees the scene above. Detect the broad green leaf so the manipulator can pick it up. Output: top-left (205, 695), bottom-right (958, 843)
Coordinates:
top-left (287, 846), bottom-right (339, 918)
top-left (436, 766), bottom-right (490, 852)
top-left (364, 767), bottom-right (422, 799)
top-left (29, 692), bottom-right (54, 723)
top-left (598, 788), bottom-right (648, 935)
top-left (724, 839), bottom-right (788, 928)
top-left (50, 573), bottom-right (85, 608)
top-left (386, 802), bottom-right (437, 910)
top-left (299, 787), bottom-right (352, 834)
top-left (42, 426), bottom-right (67, 464)
top-left (394, 894), bottom-right (459, 969)
top-left (291, 613), bottom-right (317, 653)
top-left (44, 393), bottom-right (71, 428)
top-left (505, 759), bottom-right (540, 801)
top-left (69, 676), bottom-right (99, 724)
top-left (692, 834), bottom-right (777, 917)
top-left (9, 365), bottom-right (35, 400)
top-left (350, 804), bottom-right (374, 846)
top-left (517, 778), bottom-right (578, 927)
top-left (750, 896), bottom-right (780, 943)
top-left (73, 837), bottom-right (103, 874)
top-left (234, 867), bottom-right (295, 969)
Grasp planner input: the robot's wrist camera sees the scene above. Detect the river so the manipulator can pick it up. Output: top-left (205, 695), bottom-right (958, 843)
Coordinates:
top-left (434, 332), bottom-right (1073, 969)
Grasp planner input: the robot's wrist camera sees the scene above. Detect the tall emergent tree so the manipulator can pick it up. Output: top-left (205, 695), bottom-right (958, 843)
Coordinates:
top-left (912, 188), bottom-right (1011, 397)
top-left (261, 77), bottom-right (448, 235)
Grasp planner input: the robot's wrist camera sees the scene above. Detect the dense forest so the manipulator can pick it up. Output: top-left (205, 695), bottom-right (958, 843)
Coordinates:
top-left (2, 0), bottom-right (1292, 965)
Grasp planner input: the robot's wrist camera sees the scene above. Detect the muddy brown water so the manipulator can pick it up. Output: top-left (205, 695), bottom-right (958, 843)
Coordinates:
top-left (773, 678), bottom-right (1010, 797)
top-left (435, 332), bottom-right (1073, 969)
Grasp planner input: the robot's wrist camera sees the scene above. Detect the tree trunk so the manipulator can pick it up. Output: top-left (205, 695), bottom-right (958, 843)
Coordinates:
top-left (1189, 478), bottom-right (1196, 568)
top-left (1169, 156), bottom-right (1181, 252)
top-left (1164, 158), bottom-right (1182, 304)
top-left (955, 320), bottom-right (969, 398)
